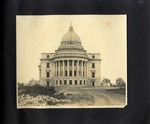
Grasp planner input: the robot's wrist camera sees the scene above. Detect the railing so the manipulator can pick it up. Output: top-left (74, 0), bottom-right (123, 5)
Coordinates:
top-left (54, 53), bottom-right (88, 58)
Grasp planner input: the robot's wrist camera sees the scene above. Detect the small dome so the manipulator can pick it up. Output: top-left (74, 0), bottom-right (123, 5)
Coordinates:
top-left (61, 26), bottom-right (81, 43)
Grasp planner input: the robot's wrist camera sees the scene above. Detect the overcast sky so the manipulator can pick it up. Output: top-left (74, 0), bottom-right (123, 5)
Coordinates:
top-left (17, 15), bottom-right (127, 84)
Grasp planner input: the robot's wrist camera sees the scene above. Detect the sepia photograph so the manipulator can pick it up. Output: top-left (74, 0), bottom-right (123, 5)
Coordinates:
top-left (17, 15), bottom-right (127, 108)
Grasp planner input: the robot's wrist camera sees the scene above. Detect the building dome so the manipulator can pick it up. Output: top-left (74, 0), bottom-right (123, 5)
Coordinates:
top-left (61, 26), bottom-right (81, 43)
top-left (58, 25), bottom-right (84, 51)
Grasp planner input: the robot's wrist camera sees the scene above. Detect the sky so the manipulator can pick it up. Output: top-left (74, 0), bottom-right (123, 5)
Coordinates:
top-left (17, 15), bottom-right (127, 84)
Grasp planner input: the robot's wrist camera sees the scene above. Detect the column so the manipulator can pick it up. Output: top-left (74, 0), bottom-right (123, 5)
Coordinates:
top-left (83, 61), bottom-right (85, 76)
top-left (85, 61), bottom-right (87, 77)
top-left (67, 60), bottom-right (69, 76)
top-left (63, 60), bottom-right (64, 76)
top-left (84, 61), bottom-right (87, 77)
top-left (86, 61), bottom-right (88, 77)
top-left (72, 60), bottom-right (74, 77)
top-left (55, 61), bottom-right (57, 76)
top-left (58, 61), bottom-right (60, 77)
top-left (81, 60), bottom-right (83, 76)
top-left (77, 60), bottom-right (79, 77)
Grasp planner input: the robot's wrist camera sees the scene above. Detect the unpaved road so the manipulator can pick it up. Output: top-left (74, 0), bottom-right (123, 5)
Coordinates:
top-left (57, 87), bottom-right (126, 106)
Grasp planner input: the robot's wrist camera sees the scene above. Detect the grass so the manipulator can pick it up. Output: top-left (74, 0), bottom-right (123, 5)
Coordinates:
top-left (18, 84), bottom-right (56, 97)
top-left (106, 88), bottom-right (126, 95)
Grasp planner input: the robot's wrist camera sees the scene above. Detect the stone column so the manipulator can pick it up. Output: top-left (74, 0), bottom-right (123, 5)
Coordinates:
top-left (86, 61), bottom-right (88, 77)
top-left (77, 60), bottom-right (79, 77)
top-left (67, 60), bottom-right (69, 76)
top-left (58, 61), bottom-right (60, 77)
top-left (63, 60), bottom-right (64, 76)
top-left (72, 60), bottom-right (74, 77)
top-left (55, 61), bottom-right (57, 77)
top-left (84, 61), bottom-right (86, 77)
top-left (85, 61), bottom-right (87, 77)
top-left (81, 60), bottom-right (83, 77)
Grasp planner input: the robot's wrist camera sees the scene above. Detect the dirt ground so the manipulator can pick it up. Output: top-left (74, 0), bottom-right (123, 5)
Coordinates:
top-left (55, 86), bottom-right (126, 107)
top-left (18, 86), bottom-right (126, 108)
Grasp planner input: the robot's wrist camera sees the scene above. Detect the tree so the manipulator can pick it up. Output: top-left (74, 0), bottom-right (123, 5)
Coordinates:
top-left (116, 78), bottom-right (126, 87)
top-left (102, 78), bottom-right (111, 83)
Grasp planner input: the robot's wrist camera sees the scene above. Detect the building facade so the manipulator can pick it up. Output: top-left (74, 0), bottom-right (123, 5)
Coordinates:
top-left (38, 25), bottom-right (102, 87)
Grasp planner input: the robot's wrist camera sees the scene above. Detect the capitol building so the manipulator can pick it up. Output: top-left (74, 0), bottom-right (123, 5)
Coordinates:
top-left (38, 25), bottom-right (102, 87)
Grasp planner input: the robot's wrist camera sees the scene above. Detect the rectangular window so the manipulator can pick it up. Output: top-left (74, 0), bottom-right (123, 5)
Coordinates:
top-left (92, 72), bottom-right (95, 78)
top-left (65, 71), bottom-right (67, 76)
top-left (84, 80), bottom-right (85, 85)
top-left (80, 80), bottom-right (82, 85)
top-left (47, 63), bottom-right (49, 68)
top-left (46, 72), bottom-right (50, 77)
top-left (60, 80), bottom-right (62, 85)
top-left (69, 80), bottom-right (72, 85)
top-left (75, 80), bottom-right (77, 85)
top-left (69, 61), bottom-right (72, 66)
top-left (65, 61), bottom-right (67, 66)
top-left (70, 71), bottom-right (72, 76)
top-left (64, 80), bottom-right (67, 85)
top-left (74, 71), bottom-right (76, 76)
top-left (74, 61), bottom-right (76, 66)
top-left (47, 55), bottom-right (49, 58)
top-left (92, 55), bottom-right (95, 58)
top-left (56, 80), bottom-right (58, 85)
top-left (92, 63), bottom-right (95, 68)
top-left (47, 81), bottom-right (49, 87)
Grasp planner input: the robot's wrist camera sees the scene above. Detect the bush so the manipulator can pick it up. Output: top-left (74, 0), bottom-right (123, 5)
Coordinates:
top-left (18, 85), bottom-right (56, 97)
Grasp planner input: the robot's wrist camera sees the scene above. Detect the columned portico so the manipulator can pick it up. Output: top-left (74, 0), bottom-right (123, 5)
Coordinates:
top-left (54, 58), bottom-right (88, 86)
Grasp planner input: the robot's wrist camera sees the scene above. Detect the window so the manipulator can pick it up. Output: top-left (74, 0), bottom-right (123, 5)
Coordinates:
top-left (69, 80), bottom-right (72, 85)
top-left (69, 61), bottom-right (72, 66)
top-left (80, 80), bottom-right (82, 85)
top-left (75, 80), bottom-right (77, 85)
top-left (64, 80), bottom-right (67, 85)
top-left (47, 63), bottom-right (49, 68)
top-left (92, 63), bottom-right (95, 68)
top-left (46, 72), bottom-right (50, 78)
top-left (70, 71), bottom-right (72, 76)
top-left (47, 55), bottom-right (49, 58)
top-left (92, 72), bottom-right (95, 78)
top-left (56, 80), bottom-right (58, 85)
top-left (65, 61), bottom-right (67, 66)
top-left (65, 71), bottom-right (67, 76)
top-left (74, 61), bottom-right (77, 66)
top-left (74, 71), bottom-right (76, 76)
top-left (47, 81), bottom-right (49, 87)
top-left (60, 80), bottom-right (62, 85)
top-left (84, 80), bottom-right (85, 85)
top-left (92, 55), bottom-right (95, 58)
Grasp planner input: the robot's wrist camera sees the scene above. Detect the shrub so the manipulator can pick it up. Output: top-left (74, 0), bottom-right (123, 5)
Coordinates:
top-left (18, 85), bottom-right (56, 97)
